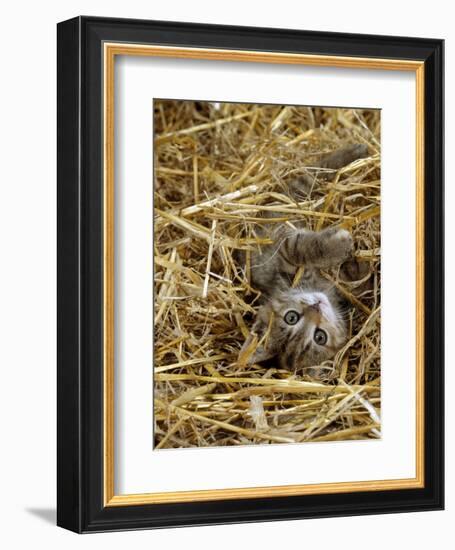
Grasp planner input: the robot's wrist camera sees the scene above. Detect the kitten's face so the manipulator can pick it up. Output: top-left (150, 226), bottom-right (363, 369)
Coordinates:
top-left (242, 289), bottom-right (347, 370)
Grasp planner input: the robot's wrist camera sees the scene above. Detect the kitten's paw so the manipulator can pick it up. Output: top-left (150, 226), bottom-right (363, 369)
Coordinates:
top-left (333, 228), bottom-right (352, 244)
top-left (345, 143), bottom-right (369, 162)
top-left (326, 229), bottom-right (354, 263)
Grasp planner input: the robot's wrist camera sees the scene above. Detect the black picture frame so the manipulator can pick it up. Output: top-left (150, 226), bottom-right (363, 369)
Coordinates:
top-left (57, 16), bottom-right (444, 533)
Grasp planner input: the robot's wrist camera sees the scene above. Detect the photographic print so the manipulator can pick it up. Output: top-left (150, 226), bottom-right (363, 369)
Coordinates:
top-left (58, 17), bottom-right (444, 531)
top-left (153, 100), bottom-right (381, 449)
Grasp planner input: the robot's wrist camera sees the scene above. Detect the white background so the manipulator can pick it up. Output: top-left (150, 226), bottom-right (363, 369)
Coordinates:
top-left (116, 57), bottom-right (416, 494)
top-left (0, 1), bottom-right (451, 548)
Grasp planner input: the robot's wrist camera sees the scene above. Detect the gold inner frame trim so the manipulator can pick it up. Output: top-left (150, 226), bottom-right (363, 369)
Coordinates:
top-left (103, 43), bottom-right (425, 507)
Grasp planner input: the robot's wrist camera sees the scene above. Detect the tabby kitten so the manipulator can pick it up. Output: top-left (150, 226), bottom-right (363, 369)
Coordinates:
top-left (240, 143), bottom-right (369, 372)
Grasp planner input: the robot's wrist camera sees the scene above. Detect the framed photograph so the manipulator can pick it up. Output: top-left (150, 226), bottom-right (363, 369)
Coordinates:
top-left (57, 16), bottom-right (444, 533)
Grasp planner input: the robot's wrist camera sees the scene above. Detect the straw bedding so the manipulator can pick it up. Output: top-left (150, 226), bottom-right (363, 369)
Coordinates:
top-left (153, 100), bottom-right (381, 449)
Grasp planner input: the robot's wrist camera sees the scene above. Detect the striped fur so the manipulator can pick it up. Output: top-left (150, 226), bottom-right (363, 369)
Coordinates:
top-left (240, 144), bottom-right (369, 372)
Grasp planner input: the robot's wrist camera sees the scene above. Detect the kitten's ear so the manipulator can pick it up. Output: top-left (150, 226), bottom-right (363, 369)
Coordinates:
top-left (238, 306), bottom-right (277, 365)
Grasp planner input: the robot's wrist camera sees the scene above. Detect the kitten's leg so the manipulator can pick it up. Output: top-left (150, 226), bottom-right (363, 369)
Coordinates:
top-left (280, 227), bottom-right (353, 269)
top-left (318, 143), bottom-right (369, 170)
top-left (286, 143), bottom-right (369, 200)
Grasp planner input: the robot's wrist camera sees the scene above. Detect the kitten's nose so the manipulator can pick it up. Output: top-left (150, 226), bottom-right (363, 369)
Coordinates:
top-left (305, 302), bottom-right (322, 323)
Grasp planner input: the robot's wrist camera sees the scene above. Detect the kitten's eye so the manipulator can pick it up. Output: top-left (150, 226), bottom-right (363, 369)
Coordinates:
top-left (314, 328), bottom-right (328, 345)
top-left (284, 310), bottom-right (300, 325)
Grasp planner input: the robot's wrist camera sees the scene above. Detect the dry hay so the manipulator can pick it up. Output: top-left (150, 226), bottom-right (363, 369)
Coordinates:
top-left (153, 100), bottom-right (381, 449)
